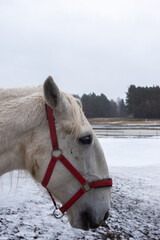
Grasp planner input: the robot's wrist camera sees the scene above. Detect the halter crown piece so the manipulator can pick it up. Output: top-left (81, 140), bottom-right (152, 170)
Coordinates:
top-left (42, 104), bottom-right (113, 218)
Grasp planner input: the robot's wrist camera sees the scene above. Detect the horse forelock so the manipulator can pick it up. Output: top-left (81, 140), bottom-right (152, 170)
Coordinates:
top-left (62, 92), bottom-right (90, 140)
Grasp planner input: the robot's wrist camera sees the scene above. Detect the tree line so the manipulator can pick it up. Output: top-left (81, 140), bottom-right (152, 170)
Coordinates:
top-left (126, 85), bottom-right (160, 118)
top-left (75, 93), bottom-right (126, 118)
top-left (74, 85), bottom-right (160, 119)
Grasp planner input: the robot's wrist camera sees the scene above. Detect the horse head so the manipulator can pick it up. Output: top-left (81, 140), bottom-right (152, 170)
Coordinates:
top-left (25, 76), bottom-right (112, 230)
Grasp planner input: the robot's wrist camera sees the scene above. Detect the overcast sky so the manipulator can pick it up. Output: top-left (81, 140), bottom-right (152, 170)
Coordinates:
top-left (0, 0), bottom-right (160, 100)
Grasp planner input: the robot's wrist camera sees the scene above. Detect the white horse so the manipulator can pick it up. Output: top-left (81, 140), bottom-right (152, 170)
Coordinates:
top-left (0, 76), bottom-right (112, 230)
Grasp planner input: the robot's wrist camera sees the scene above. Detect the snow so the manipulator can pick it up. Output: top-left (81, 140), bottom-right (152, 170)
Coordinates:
top-left (99, 138), bottom-right (160, 167)
top-left (0, 137), bottom-right (160, 240)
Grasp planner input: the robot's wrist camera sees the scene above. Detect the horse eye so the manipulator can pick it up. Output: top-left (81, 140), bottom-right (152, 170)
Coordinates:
top-left (78, 135), bottom-right (92, 145)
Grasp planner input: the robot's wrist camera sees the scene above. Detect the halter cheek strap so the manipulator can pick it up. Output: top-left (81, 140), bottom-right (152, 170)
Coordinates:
top-left (41, 104), bottom-right (112, 218)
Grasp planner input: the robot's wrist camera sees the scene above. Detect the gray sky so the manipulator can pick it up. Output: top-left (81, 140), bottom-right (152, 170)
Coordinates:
top-left (0, 0), bottom-right (160, 100)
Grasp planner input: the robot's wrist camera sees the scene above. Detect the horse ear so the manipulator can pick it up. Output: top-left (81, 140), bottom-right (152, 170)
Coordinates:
top-left (43, 76), bottom-right (60, 108)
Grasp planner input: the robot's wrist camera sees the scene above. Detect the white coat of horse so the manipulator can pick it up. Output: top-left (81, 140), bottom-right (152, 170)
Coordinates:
top-left (0, 76), bottom-right (111, 230)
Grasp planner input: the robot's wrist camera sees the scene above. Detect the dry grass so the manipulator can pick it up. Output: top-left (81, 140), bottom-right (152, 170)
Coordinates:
top-left (88, 118), bottom-right (160, 126)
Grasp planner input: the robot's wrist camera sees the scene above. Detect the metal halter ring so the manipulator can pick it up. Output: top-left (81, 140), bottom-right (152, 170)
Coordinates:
top-left (53, 208), bottom-right (64, 219)
top-left (51, 149), bottom-right (62, 157)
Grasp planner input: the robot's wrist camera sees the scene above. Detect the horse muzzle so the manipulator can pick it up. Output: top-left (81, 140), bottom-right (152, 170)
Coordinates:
top-left (70, 207), bottom-right (110, 230)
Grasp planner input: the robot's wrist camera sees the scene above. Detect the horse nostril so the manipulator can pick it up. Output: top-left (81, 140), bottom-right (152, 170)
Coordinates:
top-left (81, 210), bottom-right (99, 230)
top-left (104, 211), bottom-right (109, 221)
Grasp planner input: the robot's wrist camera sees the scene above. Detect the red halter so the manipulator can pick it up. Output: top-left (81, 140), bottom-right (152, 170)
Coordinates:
top-left (42, 104), bottom-right (112, 218)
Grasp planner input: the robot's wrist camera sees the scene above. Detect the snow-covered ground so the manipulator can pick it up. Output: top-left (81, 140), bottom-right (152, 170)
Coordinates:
top-left (0, 137), bottom-right (160, 240)
top-left (99, 138), bottom-right (160, 167)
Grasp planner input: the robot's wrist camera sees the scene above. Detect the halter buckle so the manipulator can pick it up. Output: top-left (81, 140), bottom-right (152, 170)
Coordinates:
top-left (82, 181), bottom-right (92, 192)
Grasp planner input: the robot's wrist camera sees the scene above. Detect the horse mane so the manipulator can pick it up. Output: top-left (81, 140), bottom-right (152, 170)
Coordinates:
top-left (0, 85), bottom-right (42, 101)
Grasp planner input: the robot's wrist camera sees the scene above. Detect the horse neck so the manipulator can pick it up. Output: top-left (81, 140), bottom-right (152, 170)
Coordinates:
top-left (0, 86), bottom-right (45, 176)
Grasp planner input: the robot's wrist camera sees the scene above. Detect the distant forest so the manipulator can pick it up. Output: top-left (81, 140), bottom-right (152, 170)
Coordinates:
top-left (75, 85), bottom-right (160, 119)
top-left (80, 94), bottom-right (126, 118)
top-left (126, 85), bottom-right (160, 118)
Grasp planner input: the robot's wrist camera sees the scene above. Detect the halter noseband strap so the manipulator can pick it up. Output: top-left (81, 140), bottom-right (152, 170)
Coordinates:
top-left (41, 104), bottom-right (112, 218)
